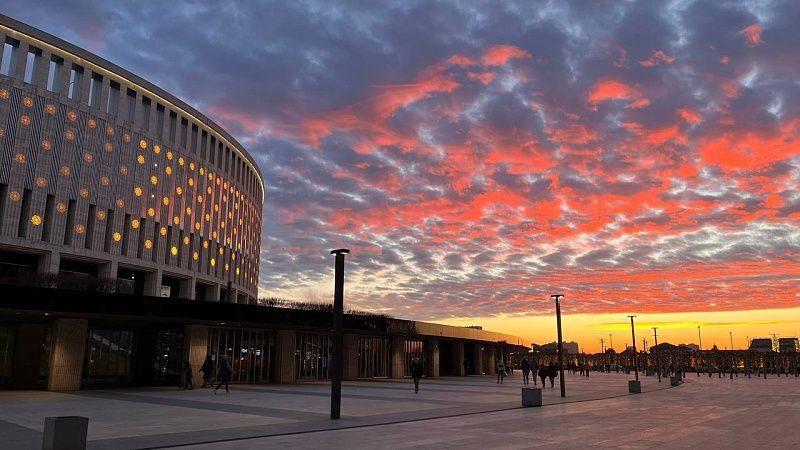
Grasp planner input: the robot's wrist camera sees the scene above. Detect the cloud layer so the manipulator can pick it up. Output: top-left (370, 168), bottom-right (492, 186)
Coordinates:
top-left (7, 0), bottom-right (800, 320)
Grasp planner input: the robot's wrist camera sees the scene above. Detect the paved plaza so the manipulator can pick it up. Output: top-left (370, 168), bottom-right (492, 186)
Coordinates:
top-left (1, 372), bottom-right (798, 449)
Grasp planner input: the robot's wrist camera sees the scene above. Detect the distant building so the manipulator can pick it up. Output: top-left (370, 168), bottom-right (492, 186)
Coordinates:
top-left (749, 338), bottom-right (776, 353)
top-left (679, 343), bottom-right (699, 352)
top-left (778, 337), bottom-right (798, 353)
top-left (539, 341), bottom-right (579, 354)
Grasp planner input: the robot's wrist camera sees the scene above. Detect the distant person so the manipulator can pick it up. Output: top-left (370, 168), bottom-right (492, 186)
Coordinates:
top-left (547, 362), bottom-right (557, 388)
top-left (530, 359), bottom-right (539, 385)
top-left (200, 355), bottom-right (214, 388)
top-left (182, 360), bottom-right (194, 390)
top-left (496, 359), bottom-right (506, 384)
top-left (214, 355), bottom-right (232, 394)
top-left (410, 357), bottom-right (424, 393)
top-left (521, 358), bottom-right (531, 385)
top-left (538, 364), bottom-right (547, 386)
top-left (463, 358), bottom-right (469, 376)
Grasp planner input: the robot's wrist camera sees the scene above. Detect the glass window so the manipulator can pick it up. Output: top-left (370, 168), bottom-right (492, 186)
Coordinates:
top-left (207, 327), bottom-right (273, 383)
top-left (295, 332), bottom-right (332, 380)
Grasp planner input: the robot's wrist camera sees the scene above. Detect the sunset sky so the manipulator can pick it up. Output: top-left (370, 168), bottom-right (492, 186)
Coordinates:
top-left (6, 1), bottom-right (799, 351)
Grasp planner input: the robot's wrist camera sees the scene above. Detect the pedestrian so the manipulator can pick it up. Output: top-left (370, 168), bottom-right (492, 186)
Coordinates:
top-left (410, 357), bottom-right (424, 393)
top-left (200, 355), bottom-right (214, 388)
top-left (547, 362), bottom-right (557, 388)
top-left (538, 364), bottom-right (547, 386)
top-left (463, 358), bottom-right (469, 376)
top-left (496, 359), bottom-right (506, 384)
top-left (183, 360), bottom-right (194, 390)
top-left (521, 358), bottom-right (531, 385)
top-left (213, 355), bottom-right (232, 394)
top-left (530, 358), bottom-right (539, 385)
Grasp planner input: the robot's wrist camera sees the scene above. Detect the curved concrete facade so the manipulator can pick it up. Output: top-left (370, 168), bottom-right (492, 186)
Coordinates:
top-left (0, 14), bottom-right (263, 303)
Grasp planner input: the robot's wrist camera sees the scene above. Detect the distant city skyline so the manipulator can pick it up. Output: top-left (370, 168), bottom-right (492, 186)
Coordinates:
top-left (5, 1), bottom-right (798, 352)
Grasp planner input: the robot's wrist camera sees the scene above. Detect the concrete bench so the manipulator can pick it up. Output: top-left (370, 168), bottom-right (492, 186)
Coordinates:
top-left (43, 416), bottom-right (88, 450)
top-left (522, 387), bottom-right (542, 407)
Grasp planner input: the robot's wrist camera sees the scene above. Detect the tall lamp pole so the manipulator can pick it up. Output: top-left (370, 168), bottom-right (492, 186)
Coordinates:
top-left (697, 326), bottom-right (702, 376)
top-left (330, 248), bottom-right (350, 420)
top-left (551, 294), bottom-right (566, 398)
top-left (653, 327), bottom-right (661, 383)
top-left (628, 316), bottom-right (638, 381)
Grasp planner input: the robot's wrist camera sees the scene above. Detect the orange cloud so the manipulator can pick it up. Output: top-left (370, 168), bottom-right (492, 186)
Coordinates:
top-left (739, 24), bottom-right (764, 47)
top-left (625, 98), bottom-right (651, 109)
top-left (586, 80), bottom-right (646, 108)
top-left (639, 50), bottom-right (675, 67)
top-left (677, 108), bottom-right (702, 124)
top-left (482, 45), bottom-right (532, 66)
top-left (467, 71), bottom-right (496, 85)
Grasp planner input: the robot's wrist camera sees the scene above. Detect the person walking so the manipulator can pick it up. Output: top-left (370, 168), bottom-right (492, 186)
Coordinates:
top-left (410, 357), bottom-right (424, 393)
top-left (496, 359), bottom-right (506, 384)
top-left (521, 358), bottom-right (531, 385)
top-left (182, 360), bottom-right (194, 390)
top-left (530, 359), bottom-right (539, 385)
top-left (547, 362), bottom-right (557, 388)
top-left (213, 355), bottom-right (232, 394)
top-left (463, 358), bottom-right (469, 376)
top-left (538, 364), bottom-right (547, 386)
top-left (200, 355), bottom-right (214, 388)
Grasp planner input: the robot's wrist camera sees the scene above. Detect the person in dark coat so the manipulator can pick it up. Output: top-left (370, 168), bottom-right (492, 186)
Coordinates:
top-left (182, 360), bottom-right (194, 390)
top-left (410, 357), bottom-right (424, 393)
top-left (520, 358), bottom-right (531, 385)
top-left (538, 364), bottom-right (547, 386)
top-left (547, 362), bottom-right (557, 388)
top-left (214, 356), bottom-right (232, 394)
top-left (200, 355), bottom-right (214, 388)
top-left (530, 359), bottom-right (539, 385)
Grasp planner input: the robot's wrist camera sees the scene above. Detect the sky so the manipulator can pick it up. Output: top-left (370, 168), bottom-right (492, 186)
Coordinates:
top-left (4, 0), bottom-right (799, 351)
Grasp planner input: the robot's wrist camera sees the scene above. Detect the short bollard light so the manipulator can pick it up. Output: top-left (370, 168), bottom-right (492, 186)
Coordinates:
top-left (43, 416), bottom-right (89, 450)
top-left (628, 379), bottom-right (642, 394)
top-left (522, 387), bottom-right (543, 407)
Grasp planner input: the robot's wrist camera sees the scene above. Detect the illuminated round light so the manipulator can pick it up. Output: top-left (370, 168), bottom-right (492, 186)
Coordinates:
top-left (210, 258), bottom-right (216, 267)
top-left (227, 211), bottom-right (233, 219)
top-left (188, 178), bottom-right (194, 187)
top-left (137, 155), bottom-right (145, 165)
top-left (87, 118), bottom-right (97, 129)
top-left (199, 167), bottom-right (205, 175)
top-left (30, 214), bottom-right (42, 226)
top-left (208, 173), bottom-right (214, 181)
top-left (144, 239), bottom-right (152, 249)
top-left (189, 162), bottom-right (195, 171)
top-left (165, 166), bottom-right (172, 175)
top-left (170, 246), bottom-right (178, 256)
top-left (36, 177), bottom-right (47, 188)
top-left (176, 186), bottom-right (183, 195)
top-left (123, 133), bottom-right (131, 143)
top-left (67, 111), bottom-right (77, 122)
top-left (120, 165), bottom-right (128, 175)
top-left (214, 204), bottom-right (219, 212)
top-left (166, 151), bottom-right (173, 160)
top-left (116, 198), bottom-right (125, 208)
top-left (41, 139), bottom-right (51, 150)
top-left (231, 252), bottom-right (235, 260)
top-left (75, 224), bottom-right (85, 234)
top-left (150, 175), bottom-right (158, 185)
top-left (216, 178), bottom-right (221, 186)
top-left (218, 247), bottom-right (224, 255)
top-left (224, 181), bottom-right (228, 190)
top-left (153, 145), bottom-right (161, 154)
top-left (212, 231), bottom-right (218, 239)
top-left (235, 267), bottom-right (240, 275)
top-left (192, 252), bottom-right (198, 261)
top-left (238, 218), bottom-right (243, 226)
top-left (112, 232), bottom-right (122, 242)
top-left (97, 211), bottom-right (106, 220)
top-left (104, 142), bottom-right (113, 152)
top-left (161, 196), bottom-right (170, 206)
top-left (206, 187), bottom-right (212, 194)
top-left (56, 202), bottom-right (66, 213)
top-left (134, 187), bottom-right (143, 197)
top-left (203, 241), bottom-right (209, 249)
top-left (147, 208), bottom-right (155, 217)
top-left (139, 139), bottom-right (148, 150)
top-left (65, 130), bottom-right (75, 141)
top-left (22, 97), bottom-right (33, 107)
top-left (106, 126), bottom-right (115, 136)
top-left (183, 236), bottom-right (190, 245)
top-left (84, 152), bottom-right (93, 163)
top-left (178, 157), bottom-right (184, 166)
top-left (194, 222), bottom-right (200, 230)
top-left (197, 195), bottom-right (202, 203)
top-left (20, 115), bottom-right (31, 126)
top-left (204, 213), bottom-right (210, 222)
top-left (100, 176), bottom-right (110, 186)
top-left (160, 226), bottom-right (167, 236)
top-left (220, 221), bottom-right (225, 229)
top-left (60, 165), bottom-right (71, 176)
top-left (79, 188), bottom-right (89, 198)
top-left (0, 89), bottom-right (8, 99)
top-left (46, 104), bottom-right (56, 114)
top-left (185, 207), bottom-right (192, 215)
top-left (131, 219), bottom-right (140, 229)
top-left (225, 263), bottom-right (229, 271)
top-left (172, 216), bottom-right (180, 225)
top-left (14, 153), bottom-right (26, 164)
top-left (0, 127), bottom-right (4, 138)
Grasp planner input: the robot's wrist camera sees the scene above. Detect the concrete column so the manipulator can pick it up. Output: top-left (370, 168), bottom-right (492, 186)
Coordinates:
top-left (391, 337), bottom-right (405, 378)
top-left (343, 334), bottom-right (359, 381)
top-left (453, 342), bottom-right (466, 376)
top-left (184, 325), bottom-right (209, 376)
top-left (474, 345), bottom-right (483, 375)
top-left (33, 50), bottom-right (50, 89)
top-left (180, 277), bottom-right (196, 299)
top-left (275, 330), bottom-right (296, 383)
top-left (207, 283), bottom-right (220, 301)
top-left (98, 260), bottom-right (118, 292)
top-left (488, 347), bottom-right (497, 374)
top-left (37, 251), bottom-right (60, 287)
top-left (144, 269), bottom-right (163, 297)
top-left (12, 325), bottom-right (47, 389)
top-left (12, 41), bottom-right (29, 82)
top-left (48, 319), bottom-right (88, 391)
top-left (426, 339), bottom-right (440, 377)
top-left (58, 59), bottom-right (71, 97)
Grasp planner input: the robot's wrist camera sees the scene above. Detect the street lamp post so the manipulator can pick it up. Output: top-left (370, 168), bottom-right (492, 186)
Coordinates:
top-left (330, 248), bottom-right (350, 420)
top-left (599, 338), bottom-right (605, 372)
top-left (697, 326), bottom-right (702, 376)
top-left (628, 316), bottom-right (638, 381)
top-left (653, 328), bottom-right (661, 383)
top-left (551, 294), bottom-right (566, 398)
